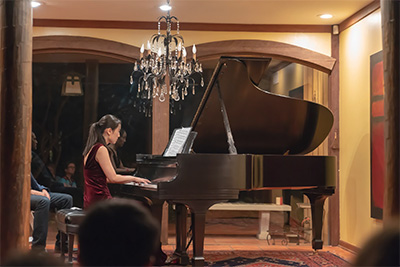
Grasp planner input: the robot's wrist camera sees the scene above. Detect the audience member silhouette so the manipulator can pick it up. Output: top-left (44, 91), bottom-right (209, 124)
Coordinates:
top-left (46, 162), bottom-right (58, 180)
top-left (353, 218), bottom-right (400, 266)
top-left (31, 132), bottom-right (83, 208)
top-left (78, 198), bottom-right (159, 266)
top-left (31, 133), bottom-right (59, 189)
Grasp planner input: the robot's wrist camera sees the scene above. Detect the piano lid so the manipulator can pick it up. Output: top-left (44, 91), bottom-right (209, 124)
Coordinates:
top-left (190, 56), bottom-right (334, 155)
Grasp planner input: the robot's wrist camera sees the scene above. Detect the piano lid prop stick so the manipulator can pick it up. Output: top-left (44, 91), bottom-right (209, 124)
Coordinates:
top-left (216, 80), bottom-right (237, 154)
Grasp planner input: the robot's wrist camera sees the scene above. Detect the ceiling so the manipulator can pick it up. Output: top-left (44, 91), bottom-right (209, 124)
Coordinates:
top-left (33, 0), bottom-right (375, 26)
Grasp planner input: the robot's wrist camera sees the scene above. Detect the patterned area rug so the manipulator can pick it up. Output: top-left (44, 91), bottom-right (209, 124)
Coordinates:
top-left (204, 251), bottom-right (350, 267)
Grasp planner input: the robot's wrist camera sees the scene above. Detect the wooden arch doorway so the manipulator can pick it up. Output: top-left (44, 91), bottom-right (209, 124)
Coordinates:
top-left (31, 36), bottom-right (147, 186)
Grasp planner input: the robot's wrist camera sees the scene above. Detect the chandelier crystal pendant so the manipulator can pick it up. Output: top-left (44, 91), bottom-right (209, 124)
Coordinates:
top-left (130, 0), bottom-right (204, 117)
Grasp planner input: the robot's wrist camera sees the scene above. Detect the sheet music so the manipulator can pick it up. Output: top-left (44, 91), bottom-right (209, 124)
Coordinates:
top-left (163, 127), bottom-right (192, 157)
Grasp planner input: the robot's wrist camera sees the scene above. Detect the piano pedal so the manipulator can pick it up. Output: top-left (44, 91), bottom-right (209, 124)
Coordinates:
top-left (165, 253), bottom-right (190, 266)
top-left (165, 255), bottom-right (180, 265)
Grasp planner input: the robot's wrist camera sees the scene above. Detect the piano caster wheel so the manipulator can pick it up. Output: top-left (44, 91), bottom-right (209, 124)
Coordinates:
top-left (312, 239), bottom-right (324, 250)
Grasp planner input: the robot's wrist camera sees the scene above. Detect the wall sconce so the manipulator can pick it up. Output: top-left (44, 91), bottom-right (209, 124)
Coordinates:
top-left (61, 73), bottom-right (83, 96)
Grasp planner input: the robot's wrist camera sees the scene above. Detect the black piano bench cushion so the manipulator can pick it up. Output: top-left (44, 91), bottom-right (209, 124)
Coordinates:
top-left (56, 209), bottom-right (86, 226)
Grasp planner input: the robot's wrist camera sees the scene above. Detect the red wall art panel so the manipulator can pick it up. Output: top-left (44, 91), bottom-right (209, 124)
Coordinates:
top-left (370, 50), bottom-right (384, 219)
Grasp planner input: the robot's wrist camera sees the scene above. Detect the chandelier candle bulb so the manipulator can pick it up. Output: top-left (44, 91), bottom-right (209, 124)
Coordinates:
top-left (192, 44), bottom-right (197, 61)
top-left (140, 44), bottom-right (144, 59)
top-left (182, 47), bottom-right (187, 63)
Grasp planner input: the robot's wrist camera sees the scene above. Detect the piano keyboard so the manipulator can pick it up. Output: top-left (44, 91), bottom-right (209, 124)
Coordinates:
top-left (124, 182), bottom-right (157, 190)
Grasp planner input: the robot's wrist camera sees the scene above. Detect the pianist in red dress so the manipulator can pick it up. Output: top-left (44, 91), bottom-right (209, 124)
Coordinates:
top-left (82, 114), bottom-right (150, 208)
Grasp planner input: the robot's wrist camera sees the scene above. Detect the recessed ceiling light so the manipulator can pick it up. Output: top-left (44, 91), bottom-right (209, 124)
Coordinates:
top-left (31, 1), bottom-right (42, 8)
top-left (319, 14), bottom-right (333, 19)
top-left (159, 4), bottom-right (172, 11)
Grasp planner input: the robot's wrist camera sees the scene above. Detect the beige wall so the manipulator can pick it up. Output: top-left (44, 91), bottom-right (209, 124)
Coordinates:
top-left (33, 27), bottom-right (332, 56)
top-left (271, 63), bottom-right (304, 95)
top-left (339, 9), bottom-right (383, 248)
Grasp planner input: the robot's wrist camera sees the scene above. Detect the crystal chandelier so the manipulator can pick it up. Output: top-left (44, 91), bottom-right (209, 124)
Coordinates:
top-left (130, 0), bottom-right (204, 117)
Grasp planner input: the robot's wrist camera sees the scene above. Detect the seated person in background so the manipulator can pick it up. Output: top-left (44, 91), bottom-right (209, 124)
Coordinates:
top-left (78, 198), bottom-right (159, 266)
top-left (46, 162), bottom-right (60, 181)
top-left (108, 128), bottom-right (135, 174)
top-left (30, 173), bottom-right (73, 253)
top-left (31, 133), bottom-right (59, 189)
top-left (57, 162), bottom-right (77, 188)
top-left (31, 132), bottom-right (83, 208)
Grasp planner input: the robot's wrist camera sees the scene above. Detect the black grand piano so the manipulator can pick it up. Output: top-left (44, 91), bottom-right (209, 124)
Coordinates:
top-left (113, 56), bottom-right (336, 266)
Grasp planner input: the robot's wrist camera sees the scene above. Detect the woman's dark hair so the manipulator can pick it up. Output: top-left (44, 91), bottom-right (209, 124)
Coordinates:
top-left (63, 161), bottom-right (75, 170)
top-left (83, 114), bottom-right (121, 156)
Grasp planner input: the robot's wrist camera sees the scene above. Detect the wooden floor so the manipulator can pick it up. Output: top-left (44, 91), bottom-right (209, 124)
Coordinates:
top-left (162, 236), bottom-right (356, 262)
top-left (44, 211), bottom-right (357, 265)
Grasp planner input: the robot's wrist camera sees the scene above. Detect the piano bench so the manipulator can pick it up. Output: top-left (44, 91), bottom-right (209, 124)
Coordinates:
top-left (209, 202), bottom-right (291, 239)
top-left (55, 209), bottom-right (86, 264)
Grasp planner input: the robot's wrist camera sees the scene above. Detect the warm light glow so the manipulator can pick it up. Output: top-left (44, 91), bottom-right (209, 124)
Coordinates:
top-left (31, 1), bottom-right (42, 8)
top-left (159, 4), bottom-right (172, 11)
top-left (319, 14), bottom-right (333, 19)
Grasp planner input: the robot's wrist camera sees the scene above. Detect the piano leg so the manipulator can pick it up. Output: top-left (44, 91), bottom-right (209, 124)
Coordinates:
top-left (304, 192), bottom-right (329, 250)
top-left (174, 200), bottom-right (227, 266)
top-left (190, 210), bottom-right (207, 267)
top-left (172, 204), bottom-right (190, 265)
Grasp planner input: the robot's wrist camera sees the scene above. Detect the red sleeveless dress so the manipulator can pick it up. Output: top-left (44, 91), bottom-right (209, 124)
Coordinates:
top-left (83, 143), bottom-right (112, 209)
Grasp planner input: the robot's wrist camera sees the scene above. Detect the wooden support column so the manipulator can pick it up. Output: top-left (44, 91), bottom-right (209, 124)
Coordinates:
top-left (381, 0), bottom-right (400, 222)
top-left (0, 0), bottom-right (32, 262)
top-left (83, 60), bottom-right (99, 140)
top-left (328, 30), bottom-right (340, 245)
top-left (151, 97), bottom-right (169, 154)
top-left (152, 76), bottom-right (170, 245)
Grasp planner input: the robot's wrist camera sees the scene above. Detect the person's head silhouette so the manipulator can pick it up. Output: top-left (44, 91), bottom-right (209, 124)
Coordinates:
top-left (353, 219), bottom-right (400, 266)
top-left (78, 198), bottom-right (160, 266)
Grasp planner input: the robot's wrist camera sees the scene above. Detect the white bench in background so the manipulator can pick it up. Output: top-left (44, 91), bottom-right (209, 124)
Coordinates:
top-left (209, 202), bottom-right (291, 239)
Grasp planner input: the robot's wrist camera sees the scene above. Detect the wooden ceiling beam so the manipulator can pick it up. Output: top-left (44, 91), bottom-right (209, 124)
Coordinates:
top-left (33, 19), bottom-right (331, 33)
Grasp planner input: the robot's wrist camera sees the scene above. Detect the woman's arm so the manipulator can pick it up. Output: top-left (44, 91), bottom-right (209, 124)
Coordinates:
top-left (96, 146), bottom-right (150, 184)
